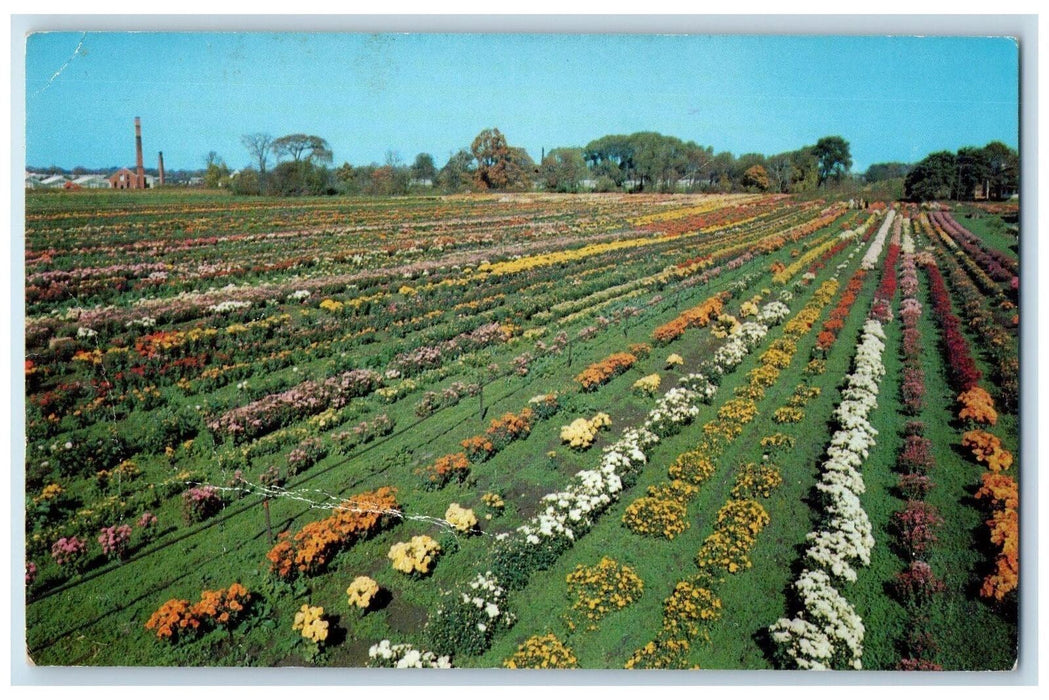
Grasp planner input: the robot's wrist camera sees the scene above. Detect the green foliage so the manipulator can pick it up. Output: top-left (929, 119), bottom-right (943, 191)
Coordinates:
top-left (812, 135), bottom-right (853, 186)
top-left (905, 141), bottom-right (1019, 202)
top-left (539, 148), bottom-right (587, 192)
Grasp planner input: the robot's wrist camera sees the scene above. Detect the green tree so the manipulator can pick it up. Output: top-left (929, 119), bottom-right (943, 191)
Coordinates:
top-left (904, 151), bottom-right (957, 202)
top-left (812, 136), bottom-right (852, 186)
top-left (271, 134), bottom-right (333, 165)
top-left (230, 167), bottom-right (261, 196)
top-left (437, 149), bottom-right (476, 192)
top-left (410, 153), bottom-right (437, 184)
top-left (863, 162), bottom-right (912, 183)
top-left (539, 147), bottom-right (587, 192)
top-left (203, 152), bottom-right (231, 189)
top-left (982, 141), bottom-right (1019, 200)
top-left (955, 147), bottom-right (991, 200)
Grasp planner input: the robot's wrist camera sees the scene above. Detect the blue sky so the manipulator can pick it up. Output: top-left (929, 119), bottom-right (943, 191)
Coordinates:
top-left (24, 32), bottom-right (1019, 172)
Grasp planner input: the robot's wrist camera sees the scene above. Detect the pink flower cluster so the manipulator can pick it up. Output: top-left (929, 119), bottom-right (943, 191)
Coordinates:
top-left (51, 536), bottom-right (88, 567)
top-left (207, 369), bottom-right (381, 442)
top-left (98, 524), bottom-right (133, 560)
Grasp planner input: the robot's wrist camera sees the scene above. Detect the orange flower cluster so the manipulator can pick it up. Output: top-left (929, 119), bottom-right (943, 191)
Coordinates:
top-left (145, 582), bottom-right (251, 641)
top-left (266, 487), bottom-right (399, 579)
top-left (816, 270), bottom-right (866, 353)
top-left (462, 407), bottom-right (536, 459)
top-left (958, 387), bottom-right (998, 425)
top-left (651, 293), bottom-right (727, 345)
top-left (575, 352), bottom-right (638, 391)
top-left (415, 452), bottom-right (471, 489)
top-left (145, 599), bottom-right (199, 642)
top-left (975, 473), bottom-right (1019, 601)
top-left (975, 472), bottom-right (1018, 511)
top-left (194, 583), bottom-right (251, 627)
top-left (962, 430), bottom-right (1014, 472)
top-left (981, 508), bottom-right (1019, 601)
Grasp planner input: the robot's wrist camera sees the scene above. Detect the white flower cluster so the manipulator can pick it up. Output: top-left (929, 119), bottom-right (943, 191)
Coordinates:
top-left (76, 326), bottom-right (97, 339)
top-left (517, 427), bottom-right (659, 545)
top-left (286, 289), bottom-right (311, 302)
top-left (901, 218), bottom-right (915, 254)
top-left (772, 320), bottom-right (886, 670)
top-left (756, 301), bottom-right (790, 326)
top-left (367, 639), bottom-right (452, 669)
top-left (680, 372), bottom-right (718, 404)
top-left (859, 209), bottom-right (896, 270)
top-left (804, 319), bottom-right (885, 581)
top-left (460, 572), bottom-right (516, 633)
top-left (711, 320), bottom-right (768, 375)
top-left (644, 386), bottom-right (700, 436)
top-left (206, 299), bottom-right (252, 315)
top-left (769, 570), bottom-right (865, 670)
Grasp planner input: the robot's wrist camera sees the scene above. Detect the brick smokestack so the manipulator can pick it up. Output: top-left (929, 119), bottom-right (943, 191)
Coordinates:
top-left (134, 117), bottom-right (145, 188)
top-left (158, 151), bottom-right (165, 186)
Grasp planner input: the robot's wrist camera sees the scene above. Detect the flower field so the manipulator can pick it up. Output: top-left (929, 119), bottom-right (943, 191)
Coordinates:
top-left (22, 190), bottom-right (1019, 670)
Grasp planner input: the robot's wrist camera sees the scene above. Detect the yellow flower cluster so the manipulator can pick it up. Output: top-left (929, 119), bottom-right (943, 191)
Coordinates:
top-left (719, 398), bottom-right (759, 422)
top-left (646, 479), bottom-right (699, 503)
top-left (804, 358), bottom-right (827, 376)
top-left (444, 503), bottom-right (478, 533)
top-left (784, 281), bottom-right (839, 337)
top-left (346, 576), bottom-right (380, 610)
top-left (504, 634), bottom-right (579, 669)
top-left (564, 557), bottom-right (644, 632)
top-left (747, 364), bottom-right (780, 389)
top-left (481, 491), bottom-right (505, 511)
top-left (761, 433), bottom-right (795, 450)
top-left (739, 300), bottom-right (759, 318)
top-left (559, 413), bottom-right (612, 450)
top-left (730, 463), bottom-right (784, 500)
top-left (760, 346), bottom-right (794, 370)
top-left (662, 578), bottom-right (723, 642)
top-left (668, 449), bottom-right (717, 486)
top-left (625, 637), bottom-right (695, 669)
top-left (36, 482), bottom-right (63, 502)
top-left (710, 314), bottom-right (741, 339)
top-left (622, 496), bottom-right (690, 539)
top-left (772, 236), bottom-right (840, 284)
top-left (292, 604), bottom-right (328, 644)
top-left (695, 499), bottom-right (770, 574)
top-left (772, 407), bottom-right (805, 424)
top-left (786, 384), bottom-right (821, 408)
top-left (664, 353), bottom-right (684, 369)
top-left (319, 298), bottom-right (344, 313)
top-left (388, 535), bottom-right (442, 575)
top-left (632, 373), bottom-right (661, 397)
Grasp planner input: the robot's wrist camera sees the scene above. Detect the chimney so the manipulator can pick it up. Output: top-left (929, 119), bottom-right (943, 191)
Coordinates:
top-left (134, 117), bottom-right (145, 188)
top-left (158, 151), bottom-right (165, 186)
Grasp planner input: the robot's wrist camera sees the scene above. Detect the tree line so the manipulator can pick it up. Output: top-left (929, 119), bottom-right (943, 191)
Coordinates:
top-left (200, 128), bottom-right (1016, 202)
top-left (202, 128), bottom-right (858, 198)
top-left (902, 141), bottom-right (1018, 202)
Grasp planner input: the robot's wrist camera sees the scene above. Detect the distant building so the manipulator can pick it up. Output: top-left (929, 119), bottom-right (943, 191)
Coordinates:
top-left (108, 167), bottom-right (141, 189)
top-left (72, 174), bottom-right (112, 189)
top-left (39, 174), bottom-right (70, 187)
